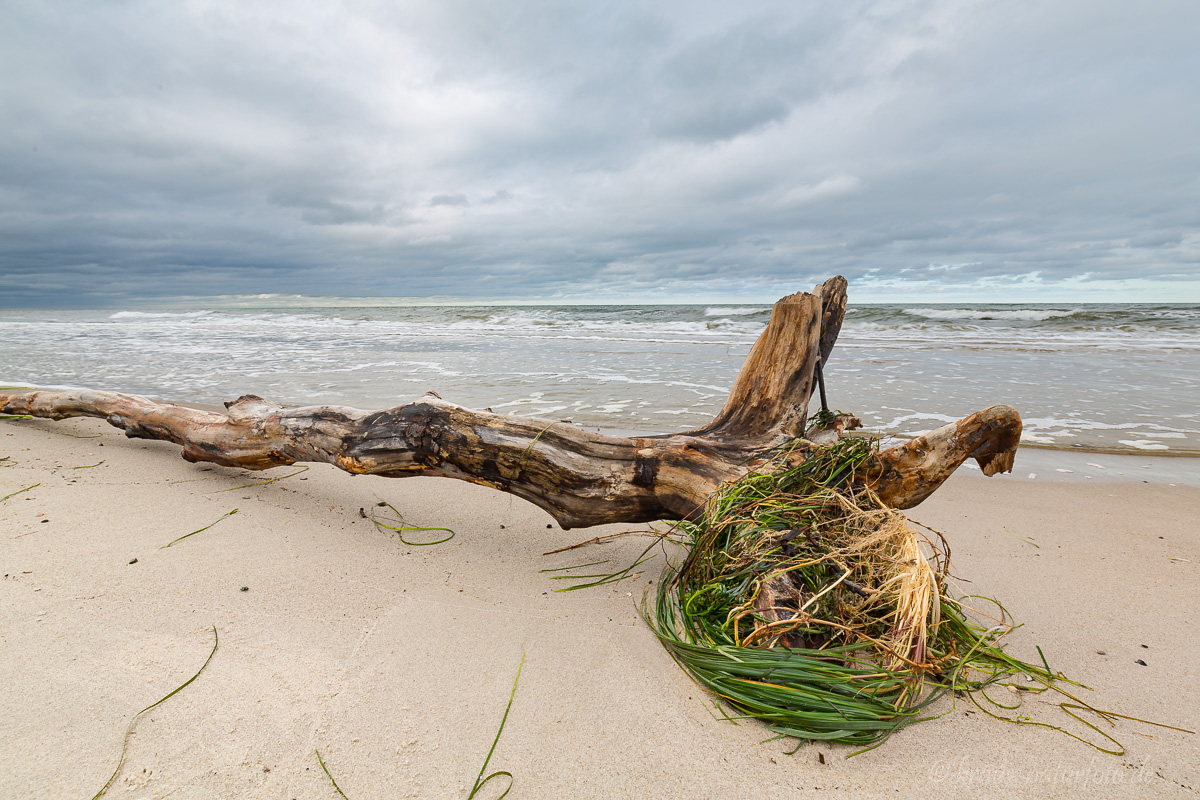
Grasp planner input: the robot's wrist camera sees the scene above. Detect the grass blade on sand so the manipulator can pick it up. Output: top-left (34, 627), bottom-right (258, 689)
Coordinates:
top-left (161, 509), bottom-right (238, 548)
top-left (216, 465), bottom-right (309, 492)
top-left (91, 626), bottom-right (218, 800)
top-left (316, 749), bottom-right (351, 799)
top-left (370, 499), bottom-right (454, 546)
top-left (1, 482), bottom-right (39, 504)
top-left (468, 651), bottom-right (526, 800)
top-left (541, 545), bottom-right (658, 591)
top-left (315, 652), bottom-right (527, 800)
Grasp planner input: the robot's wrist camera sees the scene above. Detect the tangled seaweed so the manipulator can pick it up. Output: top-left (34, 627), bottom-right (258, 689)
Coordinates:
top-left (645, 436), bottom-right (1089, 753)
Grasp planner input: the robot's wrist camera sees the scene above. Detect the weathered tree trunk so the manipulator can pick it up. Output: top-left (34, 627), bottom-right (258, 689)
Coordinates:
top-left (0, 277), bottom-right (1020, 528)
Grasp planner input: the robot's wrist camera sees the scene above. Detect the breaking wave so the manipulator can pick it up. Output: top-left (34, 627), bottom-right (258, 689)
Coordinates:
top-left (902, 308), bottom-right (1080, 322)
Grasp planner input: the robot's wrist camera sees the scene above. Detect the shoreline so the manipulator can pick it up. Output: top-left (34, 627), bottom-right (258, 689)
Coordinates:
top-left (2, 415), bottom-right (1197, 798)
top-left (967, 446), bottom-right (1200, 488)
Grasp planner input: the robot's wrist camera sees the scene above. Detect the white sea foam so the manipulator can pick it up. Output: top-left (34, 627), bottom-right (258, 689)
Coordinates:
top-left (838, 325), bottom-right (1200, 352)
top-left (704, 306), bottom-right (767, 317)
top-left (903, 308), bottom-right (1079, 322)
top-left (399, 361), bottom-right (463, 376)
top-left (109, 310), bottom-right (213, 319)
top-left (1019, 417), bottom-right (1199, 434)
top-left (1118, 440), bottom-right (1170, 450)
top-left (872, 412), bottom-right (964, 430)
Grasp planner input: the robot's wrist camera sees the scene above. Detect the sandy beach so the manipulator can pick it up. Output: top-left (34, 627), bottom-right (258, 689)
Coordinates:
top-left (2, 414), bottom-right (1197, 799)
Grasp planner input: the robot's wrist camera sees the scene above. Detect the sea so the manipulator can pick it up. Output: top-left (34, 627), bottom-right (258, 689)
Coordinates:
top-left (2, 303), bottom-right (1198, 460)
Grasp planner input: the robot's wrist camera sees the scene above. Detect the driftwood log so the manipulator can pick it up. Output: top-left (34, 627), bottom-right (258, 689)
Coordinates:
top-left (0, 277), bottom-right (1020, 529)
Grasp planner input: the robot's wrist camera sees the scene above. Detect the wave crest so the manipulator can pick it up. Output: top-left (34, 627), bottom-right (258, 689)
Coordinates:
top-left (903, 308), bottom-right (1079, 322)
top-left (704, 306), bottom-right (768, 317)
top-left (109, 310), bottom-right (213, 320)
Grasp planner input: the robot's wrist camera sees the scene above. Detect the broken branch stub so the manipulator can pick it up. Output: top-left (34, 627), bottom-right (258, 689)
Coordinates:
top-left (0, 276), bottom-right (1020, 527)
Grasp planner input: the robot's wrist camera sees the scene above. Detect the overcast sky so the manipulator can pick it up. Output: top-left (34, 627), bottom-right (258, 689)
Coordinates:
top-left (1, 0), bottom-right (1197, 306)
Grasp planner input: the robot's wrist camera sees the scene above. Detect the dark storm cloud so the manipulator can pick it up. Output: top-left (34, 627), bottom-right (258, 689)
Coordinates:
top-left (0, 0), bottom-right (1196, 306)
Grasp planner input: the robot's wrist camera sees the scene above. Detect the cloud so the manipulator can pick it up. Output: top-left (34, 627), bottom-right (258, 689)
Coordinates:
top-left (0, 0), bottom-right (1196, 305)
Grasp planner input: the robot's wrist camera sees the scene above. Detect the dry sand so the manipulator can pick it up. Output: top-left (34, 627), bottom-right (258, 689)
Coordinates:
top-left (2, 415), bottom-right (1197, 799)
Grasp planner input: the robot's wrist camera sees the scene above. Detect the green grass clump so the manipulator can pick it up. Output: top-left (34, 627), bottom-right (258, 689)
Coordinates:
top-left (644, 434), bottom-right (1150, 754)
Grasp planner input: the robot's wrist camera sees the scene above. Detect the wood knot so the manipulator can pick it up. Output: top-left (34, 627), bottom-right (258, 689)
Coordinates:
top-left (632, 452), bottom-right (658, 488)
top-left (403, 417), bottom-right (442, 465)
